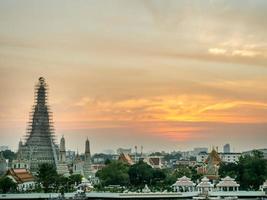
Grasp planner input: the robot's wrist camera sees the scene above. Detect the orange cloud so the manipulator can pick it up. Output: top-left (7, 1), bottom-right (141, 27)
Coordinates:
top-left (69, 95), bottom-right (267, 124)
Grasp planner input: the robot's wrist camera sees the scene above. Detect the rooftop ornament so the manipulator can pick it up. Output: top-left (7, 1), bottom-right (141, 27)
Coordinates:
top-left (142, 184), bottom-right (151, 193)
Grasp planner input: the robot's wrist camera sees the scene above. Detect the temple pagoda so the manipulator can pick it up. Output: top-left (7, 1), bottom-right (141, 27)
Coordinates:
top-left (205, 147), bottom-right (221, 180)
top-left (18, 77), bottom-right (58, 173)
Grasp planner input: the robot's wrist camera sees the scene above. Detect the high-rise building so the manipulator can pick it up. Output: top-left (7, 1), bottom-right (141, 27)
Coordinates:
top-left (193, 147), bottom-right (208, 156)
top-left (18, 77), bottom-right (58, 173)
top-left (223, 144), bottom-right (231, 153)
top-left (117, 148), bottom-right (132, 155)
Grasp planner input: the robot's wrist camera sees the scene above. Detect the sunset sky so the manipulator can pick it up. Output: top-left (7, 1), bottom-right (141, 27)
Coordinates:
top-left (0, 0), bottom-right (267, 153)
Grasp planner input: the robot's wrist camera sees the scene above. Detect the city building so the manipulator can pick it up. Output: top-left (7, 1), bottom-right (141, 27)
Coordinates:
top-left (223, 144), bottom-right (231, 153)
top-left (17, 77), bottom-right (58, 173)
top-left (220, 152), bottom-right (241, 163)
top-left (0, 145), bottom-right (9, 152)
top-left (175, 160), bottom-right (196, 167)
top-left (197, 152), bottom-right (241, 163)
top-left (242, 148), bottom-right (267, 159)
top-left (193, 147), bottom-right (208, 156)
top-left (196, 152), bottom-right (208, 163)
top-left (117, 148), bottom-right (132, 155)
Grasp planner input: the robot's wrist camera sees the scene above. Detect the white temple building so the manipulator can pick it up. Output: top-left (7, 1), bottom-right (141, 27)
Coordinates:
top-left (172, 176), bottom-right (196, 192)
top-left (197, 177), bottom-right (214, 193)
top-left (216, 176), bottom-right (240, 191)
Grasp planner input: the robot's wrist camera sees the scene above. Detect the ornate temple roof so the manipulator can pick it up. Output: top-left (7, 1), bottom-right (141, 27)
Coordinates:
top-left (6, 169), bottom-right (34, 183)
top-left (118, 153), bottom-right (134, 165)
top-left (216, 176), bottom-right (240, 187)
top-left (205, 148), bottom-right (221, 165)
top-left (172, 176), bottom-right (195, 187)
top-left (197, 177), bottom-right (214, 188)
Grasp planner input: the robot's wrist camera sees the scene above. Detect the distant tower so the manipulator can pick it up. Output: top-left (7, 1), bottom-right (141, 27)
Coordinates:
top-left (223, 144), bottom-right (230, 153)
top-left (83, 138), bottom-right (92, 179)
top-left (19, 77), bottom-right (58, 173)
top-left (57, 136), bottom-right (69, 176)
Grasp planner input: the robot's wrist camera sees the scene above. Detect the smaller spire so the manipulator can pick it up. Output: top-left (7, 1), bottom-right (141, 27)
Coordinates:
top-left (60, 135), bottom-right (66, 152)
top-left (85, 138), bottom-right (90, 154)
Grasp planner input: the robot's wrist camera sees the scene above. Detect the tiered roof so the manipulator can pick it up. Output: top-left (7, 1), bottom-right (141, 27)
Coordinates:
top-left (172, 176), bottom-right (195, 187)
top-left (197, 177), bottom-right (214, 188)
top-left (205, 148), bottom-right (221, 165)
top-left (216, 176), bottom-right (240, 187)
top-left (6, 169), bottom-right (34, 183)
top-left (118, 153), bottom-right (134, 165)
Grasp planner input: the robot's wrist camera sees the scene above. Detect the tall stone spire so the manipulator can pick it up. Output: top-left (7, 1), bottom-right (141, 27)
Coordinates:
top-left (57, 135), bottom-right (69, 176)
top-left (85, 138), bottom-right (91, 161)
top-left (59, 136), bottom-right (66, 163)
top-left (83, 138), bottom-right (92, 179)
top-left (19, 77), bottom-right (58, 173)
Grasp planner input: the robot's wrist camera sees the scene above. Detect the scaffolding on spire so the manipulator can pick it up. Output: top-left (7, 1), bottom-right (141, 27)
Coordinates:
top-left (18, 77), bottom-right (58, 173)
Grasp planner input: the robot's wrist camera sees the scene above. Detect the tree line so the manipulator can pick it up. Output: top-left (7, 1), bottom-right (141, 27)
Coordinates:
top-left (96, 150), bottom-right (267, 191)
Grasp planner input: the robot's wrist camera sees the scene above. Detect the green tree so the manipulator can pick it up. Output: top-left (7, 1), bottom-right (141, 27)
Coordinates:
top-left (219, 162), bottom-right (238, 178)
top-left (1, 150), bottom-right (16, 162)
top-left (163, 153), bottom-right (182, 162)
top-left (0, 176), bottom-right (17, 193)
top-left (128, 161), bottom-right (153, 187)
top-left (68, 174), bottom-right (82, 188)
top-left (36, 163), bottom-right (58, 192)
top-left (219, 150), bottom-right (267, 190)
top-left (238, 151), bottom-right (267, 190)
top-left (174, 165), bottom-right (192, 178)
top-left (96, 160), bottom-right (129, 187)
top-left (151, 168), bottom-right (166, 190)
